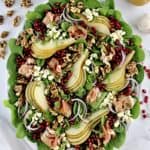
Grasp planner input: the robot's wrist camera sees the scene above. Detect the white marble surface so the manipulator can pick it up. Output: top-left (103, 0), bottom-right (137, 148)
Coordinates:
top-left (0, 0), bottom-right (150, 150)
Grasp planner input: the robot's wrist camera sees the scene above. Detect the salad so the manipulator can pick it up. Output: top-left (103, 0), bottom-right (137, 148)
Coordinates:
top-left (5, 0), bottom-right (145, 150)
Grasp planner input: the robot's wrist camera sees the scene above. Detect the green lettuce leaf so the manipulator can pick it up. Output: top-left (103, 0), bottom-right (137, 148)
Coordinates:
top-left (8, 39), bottom-right (23, 56)
top-left (4, 100), bottom-right (19, 127)
top-left (26, 11), bottom-right (42, 22)
top-left (24, 20), bottom-right (33, 29)
top-left (35, 3), bottom-right (51, 16)
top-left (131, 98), bottom-right (140, 119)
top-left (8, 88), bottom-right (18, 104)
top-left (16, 122), bottom-right (27, 139)
top-left (133, 47), bottom-right (145, 62)
top-left (48, 0), bottom-right (69, 5)
top-left (121, 21), bottom-right (132, 36)
top-left (131, 35), bottom-right (142, 46)
top-left (134, 64), bottom-right (144, 83)
top-left (7, 54), bottom-right (17, 74)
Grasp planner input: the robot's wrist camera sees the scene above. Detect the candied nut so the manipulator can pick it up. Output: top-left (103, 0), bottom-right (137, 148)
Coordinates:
top-left (126, 61), bottom-right (138, 77)
top-left (0, 40), bottom-right (7, 59)
top-left (4, 0), bottom-right (15, 7)
top-left (7, 10), bottom-right (15, 17)
top-left (20, 0), bottom-right (32, 8)
top-left (0, 15), bottom-right (4, 25)
top-left (13, 16), bottom-right (21, 27)
top-left (1, 31), bottom-right (9, 38)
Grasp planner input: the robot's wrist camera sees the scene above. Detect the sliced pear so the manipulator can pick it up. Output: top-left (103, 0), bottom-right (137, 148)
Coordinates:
top-left (104, 51), bottom-right (135, 91)
top-left (67, 50), bottom-right (89, 92)
top-left (66, 108), bottom-right (108, 145)
top-left (25, 81), bottom-right (49, 112)
top-left (32, 38), bottom-right (76, 59)
top-left (77, 14), bottom-right (110, 35)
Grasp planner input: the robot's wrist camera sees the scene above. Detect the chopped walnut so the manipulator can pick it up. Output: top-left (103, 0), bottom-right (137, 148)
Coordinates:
top-left (25, 28), bottom-right (33, 35)
top-left (13, 16), bottom-right (21, 27)
top-left (7, 10), bottom-right (15, 17)
top-left (20, 0), bottom-right (32, 8)
top-left (77, 1), bottom-right (84, 9)
top-left (17, 76), bottom-right (28, 84)
top-left (18, 63), bottom-right (33, 78)
top-left (0, 40), bottom-right (7, 59)
top-left (49, 83), bottom-right (59, 98)
top-left (0, 15), bottom-right (4, 25)
top-left (1, 31), bottom-right (9, 38)
top-left (126, 61), bottom-right (138, 78)
top-left (15, 94), bottom-right (24, 107)
top-left (100, 64), bottom-right (111, 78)
top-left (4, 0), bottom-right (15, 7)
top-left (113, 95), bottom-right (134, 112)
top-left (14, 85), bottom-right (23, 96)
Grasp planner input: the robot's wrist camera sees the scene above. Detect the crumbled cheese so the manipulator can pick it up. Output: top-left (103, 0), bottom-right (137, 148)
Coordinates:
top-left (95, 66), bottom-right (99, 74)
top-left (114, 120), bottom-right (120, 128)
top-left (48, 75), bottom-right (54, 81)
top-left (110, 30), bottom-right (126, 44)
top-left (82, 8), bottom-right (99, 21)
top-left (101, 92), bottom-right (114, 108)
top-left (90, 53), bottom-right (98, 59)
top-left (85, 59), bottom-right (92, 66)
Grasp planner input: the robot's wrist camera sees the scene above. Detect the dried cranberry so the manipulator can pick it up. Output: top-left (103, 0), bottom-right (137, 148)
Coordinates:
top-left (96, 82), bottom-right (106, 91)
top-left (122, 85), bottom-right (132, 96)
top-left (107, 113), bottom-right (117, 128)
top-left (109, 16), bottom-right (121, 31)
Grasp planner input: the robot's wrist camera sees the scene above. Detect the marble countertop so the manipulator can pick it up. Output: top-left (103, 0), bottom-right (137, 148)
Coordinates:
top-left (0, 0), bottom-right (150, 150)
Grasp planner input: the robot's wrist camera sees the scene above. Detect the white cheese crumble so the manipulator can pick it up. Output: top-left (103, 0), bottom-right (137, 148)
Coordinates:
top-left (82, 8), bottom-right (99, 21)
top-left (110, 30), bottom-right (126, 44)
top-left (33, 66), bottom-right (54, 81)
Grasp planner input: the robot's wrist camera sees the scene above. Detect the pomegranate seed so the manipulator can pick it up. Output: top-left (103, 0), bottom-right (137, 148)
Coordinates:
top-left (142, 89), bottom-right (147, 94)
top-left (143, 114), bottom-right (147, 119)
top-left (142, 109), bottom-right (146, 114)
top-left (144, 96), bottom-right (149, 103)
top-left (140, 101), bottom-right (143, 105)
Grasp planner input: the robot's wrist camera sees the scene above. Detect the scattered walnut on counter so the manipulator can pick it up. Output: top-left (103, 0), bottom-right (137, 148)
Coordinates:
top-left (4, 0), bottom-right (15, 7)
top-left (1, 31), bottom-right (9, 38)
top-left (7, 10), bottom-right (15, 17)
top-left (0, 40), bottom-right (7, 59)
top-left (13, 16), bottom-right (21, 27)
top-left (0, 15), bottom-right (4, 25)
top-left (20, 0), bottom-right (32, 8)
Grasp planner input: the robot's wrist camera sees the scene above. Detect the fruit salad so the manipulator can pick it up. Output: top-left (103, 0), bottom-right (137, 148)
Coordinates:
top-left (6, 0), bottom-right (145, 150)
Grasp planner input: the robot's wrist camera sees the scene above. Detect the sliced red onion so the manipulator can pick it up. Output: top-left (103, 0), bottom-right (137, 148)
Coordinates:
top-left (18, 101), bottom-right (29, 118)
top-left (23, 110), bottom-right (41, 132)
top-left (127, 78), bottom-right (140, 96)
top-left (62, 9), bottom-right (73, 23)
top-left (121, 80), bottom-right (130, 90)
top-left (119, 50), bottom-right (126, 67)
top-left (108, 103), bottom-right (117, 114)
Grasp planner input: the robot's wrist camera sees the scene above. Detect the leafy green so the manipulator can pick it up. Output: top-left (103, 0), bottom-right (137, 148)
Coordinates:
top-left (36, 59), bottom-right (45, 67)
top-left (8, 73), bottom-right (17, 87)
top-left (37, 141), bottom-right (50, 150)
top-left (75, 87), bottom-right (86, 98)
top-left (43, 111), bottom-right (55, 122)
top-left (83, 0), bottom-right (101, 9)
top-left (105, 141), bottom-right (114, 150)
top-left (114, 124), bottom-right (125, 133)
top-left (111, 128), bottom-right (126, 148)
top-left (35, 4), bottom-right (51, 16)
top-left (99, 8), bottom-right (109, 16)
top-left (26, 11), bottom-right (42, 22)
top-left (8, 39), bottom-right (23, 56)
top-left (16, 123), bottom-right (27, 139)
top-left (7, 54), bottom-right (16, 74)
top-left (48, 0), bottom-right (68, 5)
top-left (24, 20), bottom-right (33, 29)
top-left (131, 99), bottom-right (140, 119)
top-left (4, 100), bottom-right (19, 127)
top-left (121, 21), bottom-right (132, 36)
top-left (132, 47), bottom-right (145, 62)
top-left (114, 10), bottom-right (122, 21)
top-left (131, 35), bottom-right (142, 46)
top-left (8, 88), bottom-right (17, 104)
top-left (85, 73), bottom-right (96, 90)
top-left (134, 64), bottom-right (144, 83)
top-left (61, 21), bottom-right (71, 31)
top-left (90, 92), bottom-right (108, 110)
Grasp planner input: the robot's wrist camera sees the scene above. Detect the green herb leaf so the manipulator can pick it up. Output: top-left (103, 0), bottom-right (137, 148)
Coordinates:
top-left (131, 98), bottom-right (140, 119)
top-left (75, 87), bottom-right (86, 98)
top-left (134, 64), bottom-right (144, 83)
top-left (61, 21), bottom-right (71, 31)
top-left (8, 39), bottom-right (23, 56)
top-left (43, 111), bottom-right (55, 122)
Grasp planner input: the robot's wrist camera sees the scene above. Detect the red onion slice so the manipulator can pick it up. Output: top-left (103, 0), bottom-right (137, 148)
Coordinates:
top-left (18, 101), bottom-right (29, 118)
top-left (119, 50), bottom-right (126, 67)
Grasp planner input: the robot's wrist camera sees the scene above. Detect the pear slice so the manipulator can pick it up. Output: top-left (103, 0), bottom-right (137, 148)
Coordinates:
top-left (31, 38), bottom-right (76, 59)
top-left (25, 81), bottom-right (49, 112)
top-left (104, 51), bottom-right (135, 91)
top-left (66, 109), bottom-right (108, 145)
top-left (67, 50), bottom-right (89, 92)
top-left (77, 14), bottom-right (110, 35)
